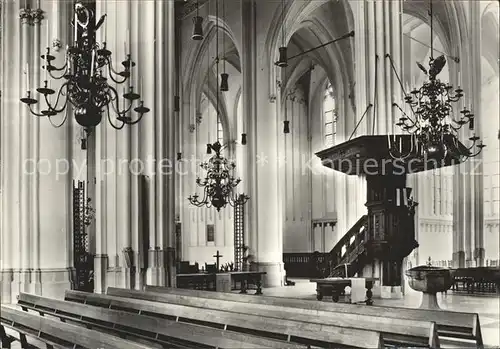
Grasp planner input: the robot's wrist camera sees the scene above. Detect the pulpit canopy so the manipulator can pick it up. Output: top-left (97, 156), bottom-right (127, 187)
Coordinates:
top-left (315, 135), bottom-right (468, 176)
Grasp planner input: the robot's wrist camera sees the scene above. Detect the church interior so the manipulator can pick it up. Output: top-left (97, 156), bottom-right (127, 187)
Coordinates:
top-left (1, 0), bottom-right (499, 347)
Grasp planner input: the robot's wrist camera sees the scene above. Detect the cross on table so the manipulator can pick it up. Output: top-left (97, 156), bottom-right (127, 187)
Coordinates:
top-left (213, 250), bottom-right (223, 271)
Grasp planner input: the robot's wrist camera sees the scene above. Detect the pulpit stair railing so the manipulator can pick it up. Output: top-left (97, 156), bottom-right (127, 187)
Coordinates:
top-left (327, 215), bottom-right (368, 278)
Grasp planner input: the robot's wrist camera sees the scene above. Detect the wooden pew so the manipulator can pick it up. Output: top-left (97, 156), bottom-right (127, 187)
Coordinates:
top-left (0, 305), bottom-right (151, 349)
top-left (16, 293), bottom-right (290, 349)
top-left (144, 285), bottom-right (484, 347)
top-left (100, 288), bottom-right (438, 348)
top-left (61, 289), bottom-right (384, 348)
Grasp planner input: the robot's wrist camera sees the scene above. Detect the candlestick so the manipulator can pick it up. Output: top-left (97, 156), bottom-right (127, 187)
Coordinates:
top-left (47, 23), bottom-right (50, 50)
top-left (458, 71), bottom-right (461, 86)
top-left (26, 63), bottom-right (30, 91)
top-left (130, 59), bottom-right (133, 88)
top-left (74, 13), bottom-right (78, 43)
top-left (140, 77), bottom-right (143, 97)
top-left (90, 50), bottom-right (95, 77)
top-left (126, 29), bottom-right (130, 54)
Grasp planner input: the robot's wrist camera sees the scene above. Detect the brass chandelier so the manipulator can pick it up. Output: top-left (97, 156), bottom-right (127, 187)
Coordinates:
top-left (389, 0), bottom-right (484, 162)
top-left (188, 0), bottom-right (249, 211)
top-left (188, 142), bottom-right (249, 211)
top-left (20, 1), bottom-right (148, 130)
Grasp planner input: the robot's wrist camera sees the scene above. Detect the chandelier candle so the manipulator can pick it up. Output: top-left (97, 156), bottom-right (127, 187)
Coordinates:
top-left (25, 63), bottom-right (29, 91)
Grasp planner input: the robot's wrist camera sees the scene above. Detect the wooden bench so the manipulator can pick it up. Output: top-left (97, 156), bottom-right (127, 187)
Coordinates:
top-left (70, 289), bottom-right (385, 348)
top-left (145, 285), bottom-right (484, 347)
top-left (17, 293), bottom-right (297, 349)
top-left (100, 288), bottom-right (438, 348)
top-left (0, 304), bottom-right (150, 349)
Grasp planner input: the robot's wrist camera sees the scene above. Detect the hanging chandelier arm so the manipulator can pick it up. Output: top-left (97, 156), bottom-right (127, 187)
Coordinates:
top-left (123, 111), bottom-right (146, 126)
top-left (48, 60), bottom-right (68, 72)
top-left (47, 63), bottom-right (70, 80)
top-left (27, 104), bottom-right (47, 117)
top-left (106, 104), bottom-right (126, 130)
top-left (44, 83), bottom-right (70, 113)
top-left (393, 103), bottom-right (416, 127)
top-left (105, 57), bottom-right (128, 84)
top-left (47, 107), bottom-right (69, 128)
top-left (107, 85), bottom-right (134, 115)
top-left (287, 31), bottom-right (355, 61)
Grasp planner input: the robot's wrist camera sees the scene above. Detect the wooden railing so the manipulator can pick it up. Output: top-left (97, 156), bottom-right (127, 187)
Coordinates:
top-left (283, 253), bottom-right (328, 278)
top-left (450, 267), bottom-right (500, 294)
top-left (327, 215), bottom-right (368, 277)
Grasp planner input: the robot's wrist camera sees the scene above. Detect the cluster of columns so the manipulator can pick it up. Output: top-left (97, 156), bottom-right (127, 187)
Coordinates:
top-left (0, 0), bottom-right (178, 302)
top-left (90, 0), bottom-right (177, 292)
top-left (1, 0), bottom-right (73, 303)
top-left (241, 1), bottom-right (285, 287)
top-left (453, 0), bottom-right (485, 268)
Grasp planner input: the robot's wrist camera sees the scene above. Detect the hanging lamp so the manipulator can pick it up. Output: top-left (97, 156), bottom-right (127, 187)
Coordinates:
top-left (188, 0), bottom-right (249, 211)
top-left (389, 0), bottom-right (484, 163)
top-left (192, 0), bottom-right (204, 40)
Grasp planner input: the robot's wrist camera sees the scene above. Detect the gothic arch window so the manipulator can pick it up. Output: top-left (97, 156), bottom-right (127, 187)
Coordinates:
top-left (323, 83), bottom-right (337, 147)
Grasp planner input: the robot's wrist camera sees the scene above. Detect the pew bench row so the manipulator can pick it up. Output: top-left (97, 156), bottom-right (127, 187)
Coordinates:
top-left (18, 292), bottom-right (382, 348)
top-left (145, 286), bottom-right (484, 347)
top-left (100, 287), bottom-right (438, 348)
top-left (0, 305), bottom-right (151, 349)
top-left (3, 287), bottom-right (483, 349)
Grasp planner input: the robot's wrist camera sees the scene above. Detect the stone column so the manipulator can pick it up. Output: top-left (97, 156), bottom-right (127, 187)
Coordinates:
top-left (242, 1), bottom-right (284, 287)
top-left (126, 0), bottom-right (175, 287)
top-left (451, 70), bottom-right (471, 268)
top-left (470, 0), bottom-right (484, 267)
top-left (350, 0), bottom-right (404, 227)
top-left (1, 0), bottom-right (73, 303)
top-left (165, 0), bottom-right (177, 287)
top-left (1, 0), bottom-right (23, 303)
top-left (352, 0), bottom-right (404, 298)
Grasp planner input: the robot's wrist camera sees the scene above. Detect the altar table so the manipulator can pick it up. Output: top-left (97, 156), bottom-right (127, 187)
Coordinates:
top-left (177, 271), bottom-right (266, 294)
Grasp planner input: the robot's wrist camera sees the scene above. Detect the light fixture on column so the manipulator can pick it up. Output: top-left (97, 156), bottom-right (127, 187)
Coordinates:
top-left (220, 73), bottom-right (229, 91)
top-left (174, 95), bottom-right (180, 112)
top-left (219, 0), bottom-right (229, 92)
top-left (188, 142), bottom-right (249, 211)
top-left (192, 0), bottom-right (204, 40)
top-left (389, 0), bottom-right (484, 162)
top-left (276, 0), bottom-right (288, 67)
top-left (241, 133), bottom-right (247, 145)
top-left (189, 0), bottom-right (249, 211)
top-left (274, 31), bottom-right (355, 67)
top-left (20, 1), bottom-right (149, 130)
top-left (283, 120), bottom-right (290, 134)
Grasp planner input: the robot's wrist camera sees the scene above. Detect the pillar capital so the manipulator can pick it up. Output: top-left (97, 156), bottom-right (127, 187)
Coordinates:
top-left (19, 7), bottom-right (44, 26)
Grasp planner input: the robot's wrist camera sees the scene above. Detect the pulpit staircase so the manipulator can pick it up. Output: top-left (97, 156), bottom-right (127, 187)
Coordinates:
top-left (326, 215), bottom-right (368, 278)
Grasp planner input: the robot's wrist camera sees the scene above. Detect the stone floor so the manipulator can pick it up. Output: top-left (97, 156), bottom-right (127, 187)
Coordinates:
top-left (259, 278), bottom-right (500, 348)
